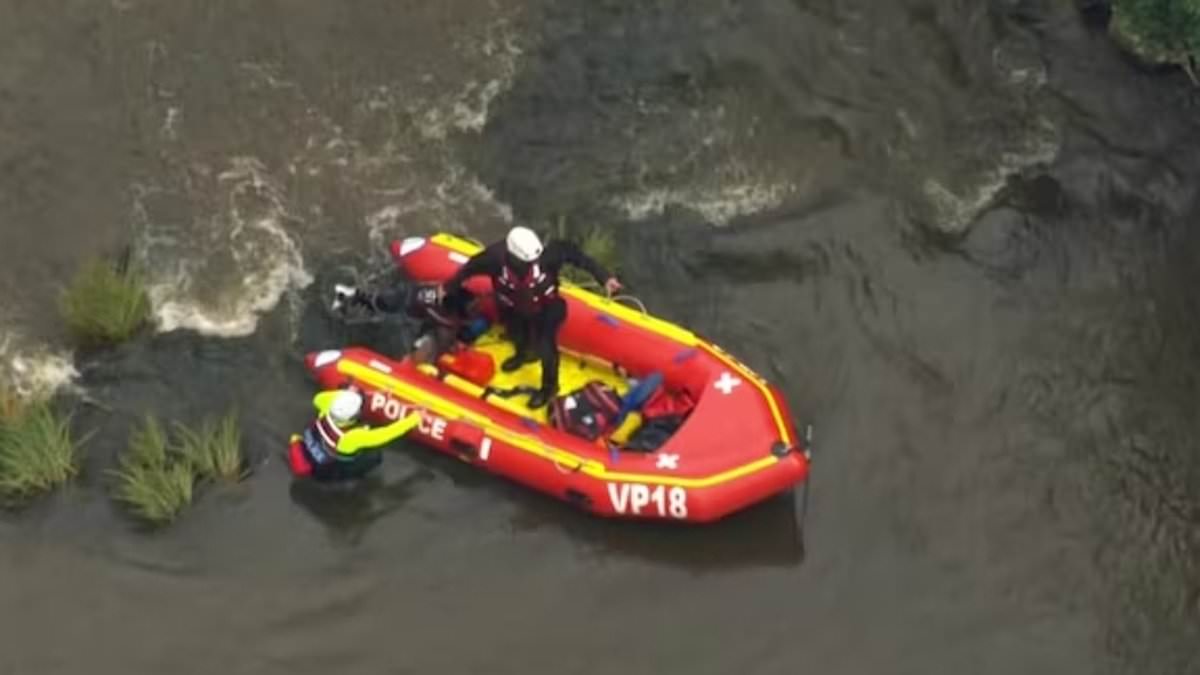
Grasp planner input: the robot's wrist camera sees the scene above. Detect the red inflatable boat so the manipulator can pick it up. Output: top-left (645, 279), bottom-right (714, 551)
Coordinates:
top-left (302, 232), bottom-right (810, 523)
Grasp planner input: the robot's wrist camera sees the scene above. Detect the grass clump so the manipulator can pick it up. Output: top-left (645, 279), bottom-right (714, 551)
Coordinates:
top-left (173, 412), bottom-right (247, 483)
top-left (551, 217), bottom-right (620, 292)
top-left (0, 391), bottom-right (84, 505)
top-left (59, 256), bottom-right (151, 348)
top-left (1111, 0), bottom-right (1200, 84)
top-left (109, 411), bottom-right (245, 526)
top-left (110, 415), bottom-right (193, 525)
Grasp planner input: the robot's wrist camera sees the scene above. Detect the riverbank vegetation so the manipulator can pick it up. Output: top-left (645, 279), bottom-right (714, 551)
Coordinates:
top-left (110, 416), bottom-right (192, 525)
top-left (0, 390), bottom-right (84, 505)
top-left (175, 412), bottom-right (247, 483)
top-left (59, 256), bottom-right (151, 349)
top-left (0, 387), bottom-right (19, 423)
top-left (110, 411), bottom-right (246, 526)
top-left (1110, 0), bottom-right (1200, 84)
top-left (551, 218), bottom-right (620, 291)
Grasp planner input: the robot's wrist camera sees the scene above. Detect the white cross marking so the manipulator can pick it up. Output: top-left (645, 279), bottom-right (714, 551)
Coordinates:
top-left (714, 372), bottom-right (742, 395)
top-left (656, 453), bottom-right (680, 470)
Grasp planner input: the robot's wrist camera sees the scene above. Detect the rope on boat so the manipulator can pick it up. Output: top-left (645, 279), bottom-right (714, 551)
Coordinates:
top-left (611, 294), bottom-right (648, 314)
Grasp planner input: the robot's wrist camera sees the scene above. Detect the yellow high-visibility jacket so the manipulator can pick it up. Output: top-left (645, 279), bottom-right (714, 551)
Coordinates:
top-left (309, 390), bottom-right (421, 458)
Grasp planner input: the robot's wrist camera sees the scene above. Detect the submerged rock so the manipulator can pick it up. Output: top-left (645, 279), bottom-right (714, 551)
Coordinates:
top-left (962, 206), bottom-right (1029, 271)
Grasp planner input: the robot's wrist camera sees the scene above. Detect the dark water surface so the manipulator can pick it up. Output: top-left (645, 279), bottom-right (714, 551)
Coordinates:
top-left (2, 1), bottom-right (1199, 674)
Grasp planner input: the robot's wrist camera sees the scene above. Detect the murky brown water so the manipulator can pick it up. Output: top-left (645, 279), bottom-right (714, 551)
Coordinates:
top-left (2, 1), bottom-right (1199, 673)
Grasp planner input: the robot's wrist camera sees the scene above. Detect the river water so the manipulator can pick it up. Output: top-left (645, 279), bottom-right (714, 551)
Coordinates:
top-left (2, 1), bottom-right (1199, 673)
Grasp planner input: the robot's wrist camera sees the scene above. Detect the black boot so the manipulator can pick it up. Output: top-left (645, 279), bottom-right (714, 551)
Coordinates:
top-left (528, 342), bottom-right (559, 409)
top-left (502, 352), bottom-right (533, 372)
top-left (527, 387), bottom-right (555, 409)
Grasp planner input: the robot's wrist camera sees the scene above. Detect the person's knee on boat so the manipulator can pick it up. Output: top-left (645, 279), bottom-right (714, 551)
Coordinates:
top-left (438, 226), bottom-right (622, 408)
top-left (288, 388), bottom-right (421, 482)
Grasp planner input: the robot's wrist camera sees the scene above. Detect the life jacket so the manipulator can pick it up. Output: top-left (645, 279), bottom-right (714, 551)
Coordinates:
top-left (495, 262), bottom-right (557, 314)
top-left (299, 414), bottom-right (348, 465)
top-left (549, 381), bottom-right (624, 441)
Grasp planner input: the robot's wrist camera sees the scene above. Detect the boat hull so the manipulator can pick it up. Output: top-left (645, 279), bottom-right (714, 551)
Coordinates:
top-left (301, 232), bottom-right (811, 524)
top-left (305, 347), bottom-right (809, 524)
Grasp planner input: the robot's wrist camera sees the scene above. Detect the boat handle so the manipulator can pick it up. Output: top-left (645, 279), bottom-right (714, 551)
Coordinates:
top-left (552, 456), bottom-right (583, 474)
top-left (610, 294), bottom-right (648, 314)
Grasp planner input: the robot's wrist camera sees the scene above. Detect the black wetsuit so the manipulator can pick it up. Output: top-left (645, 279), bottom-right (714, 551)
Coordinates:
top-left (356, 284), bottom-right (476, 359)
top-left (444, 239), bottom-right (614, 401)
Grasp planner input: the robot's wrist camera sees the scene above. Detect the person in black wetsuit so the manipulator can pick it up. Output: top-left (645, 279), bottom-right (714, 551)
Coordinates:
top-left (440, 226), bottom-right (622, 409)
top-left (332, 281), bottom-right (485, 363)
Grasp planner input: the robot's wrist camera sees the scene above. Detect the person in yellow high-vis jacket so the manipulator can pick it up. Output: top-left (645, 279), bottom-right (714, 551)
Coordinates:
top-left (287, 388), bottom-right (421, 482)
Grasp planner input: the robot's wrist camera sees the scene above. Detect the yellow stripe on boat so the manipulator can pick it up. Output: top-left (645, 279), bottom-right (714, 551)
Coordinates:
top-left (700, 343), bottom-right (793, 446)
top-left (338, 358), bottom-right (781, 488)
top-left (428, 232), bottom-right (794, 448)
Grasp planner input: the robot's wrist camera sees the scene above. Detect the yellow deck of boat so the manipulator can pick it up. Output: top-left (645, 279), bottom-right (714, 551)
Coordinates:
top-left (422, 325), bottom-right (643, 442)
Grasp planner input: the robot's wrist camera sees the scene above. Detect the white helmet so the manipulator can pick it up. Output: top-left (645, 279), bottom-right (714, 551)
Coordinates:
top-left (329, 389), bottom-right (363, 426)
top-left (505, 226), bottom-right (543, 262)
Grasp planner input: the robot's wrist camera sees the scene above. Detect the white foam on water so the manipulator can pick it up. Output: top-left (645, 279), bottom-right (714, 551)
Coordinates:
top-left (245, 12), bottom-right (523, 255)
top-left (921, 116), bottom-right (1061, 234)
top-left (134, 157), bottom-right (314, 338)
top-left (615, 182), bottom-right (796, 227)
top-left (356, 17), bottom-right (522, 253)
top-left (160, 106), bottom-right (181, 141)
top-left (146, 219), bottom-right (312, 336)
top-left (606, 102), bottom-right (798, 227)
top-left (126, 10), bottom-right (524, 340)
top-left (415, 19), bottom-right (524, 140)
top-left (0, 332), bottom-right (79, 401)
top-left (992, 43), bottom-right (1048, 90)
top-left (916, 39), bottom-right (1059, 235)
top-left (365, 172), bottom-right (513, 260)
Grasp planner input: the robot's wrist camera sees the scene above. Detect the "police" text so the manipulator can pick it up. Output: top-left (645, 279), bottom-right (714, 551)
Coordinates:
top-left (368, 392), bottom-right (447, 441)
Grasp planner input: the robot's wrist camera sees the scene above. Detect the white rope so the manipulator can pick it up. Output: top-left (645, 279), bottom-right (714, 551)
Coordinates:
top-left (610, 294), bottom-right (648, 314)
